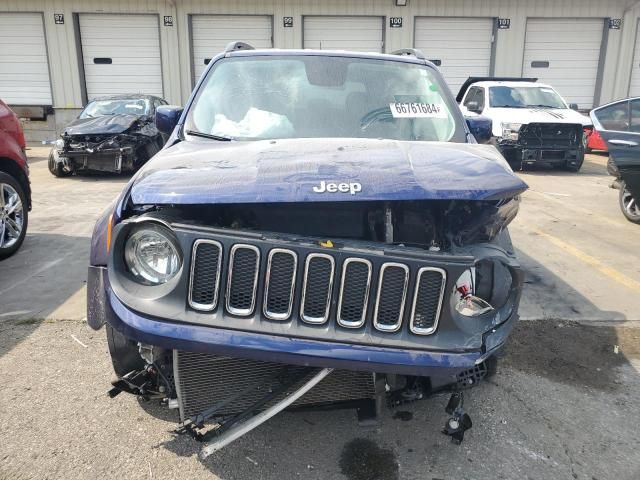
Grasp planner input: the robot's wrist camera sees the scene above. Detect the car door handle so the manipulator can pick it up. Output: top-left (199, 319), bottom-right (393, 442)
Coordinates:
top-left (609, 139), bottom-right (639, 147)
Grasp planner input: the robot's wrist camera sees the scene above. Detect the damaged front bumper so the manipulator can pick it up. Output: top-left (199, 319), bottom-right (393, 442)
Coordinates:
top-left (87, 263), bottom-right (519, 378)
top-left (55, 147), bottom-right (134, 173)
top-left (496, 122), bottom-right (585, 168)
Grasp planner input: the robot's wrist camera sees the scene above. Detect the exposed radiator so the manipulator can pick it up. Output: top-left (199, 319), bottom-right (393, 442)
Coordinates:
top-left (174, 351), bottom-right (377, 422)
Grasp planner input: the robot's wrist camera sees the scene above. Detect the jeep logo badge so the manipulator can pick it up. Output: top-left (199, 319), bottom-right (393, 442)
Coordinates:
top-left (313, 181), bottom-right (362, 195)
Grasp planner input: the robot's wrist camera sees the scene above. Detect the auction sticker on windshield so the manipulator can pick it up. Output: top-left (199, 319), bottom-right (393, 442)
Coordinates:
top-left (390, 102), bottom-right (448, 118)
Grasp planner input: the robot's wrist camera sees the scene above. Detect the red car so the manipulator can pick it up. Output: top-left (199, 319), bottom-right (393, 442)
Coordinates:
top-left (586, 127), bottom-right (608, 153)
top-left (0, 99), bottom-right (30, 258)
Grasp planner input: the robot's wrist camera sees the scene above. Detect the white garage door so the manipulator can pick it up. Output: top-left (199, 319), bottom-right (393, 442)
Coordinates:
top-left (79, 14), bottom-right (163, 99)
top-left (523, 18), bottom-right (604, 109)
top-left (628, 22), bottom-right (640, 97)
top-left (0, 13), bottom-right (52, 105)
top-left (303, 16), bottom-right (383, 52)
top-left (414, 17), bottom-right (494, 95)
top-left (191, 15), bottom-right (272, 82)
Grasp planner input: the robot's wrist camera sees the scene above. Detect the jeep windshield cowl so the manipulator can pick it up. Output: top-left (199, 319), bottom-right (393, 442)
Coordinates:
top-left (184, 54), bottom-right (467, 143)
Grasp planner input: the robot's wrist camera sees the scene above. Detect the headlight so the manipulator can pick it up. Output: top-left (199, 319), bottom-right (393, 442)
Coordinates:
top-left (500, 122), bottom-right (522, 141)
top-left (124, 225), bottom-right (182, 285)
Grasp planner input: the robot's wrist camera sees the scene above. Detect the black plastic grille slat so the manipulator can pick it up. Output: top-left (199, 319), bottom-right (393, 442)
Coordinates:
top-left (302, 256), bottom-right (333, 322)
top-left (190, 242), bottom-right (221, 308)
top-left (265, 251), bottom-right (296, 317)
top-left (375, 266), bottom-right (407, 328)
top-left (412, 270), bottom-right (444, 331)
top-left (227, 248), bottom-right (258, 313)
top-left (339, 261), bottom-right (370, 326)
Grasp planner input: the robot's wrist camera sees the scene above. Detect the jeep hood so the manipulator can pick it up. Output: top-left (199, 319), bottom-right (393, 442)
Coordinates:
top-left (64, 114), bottom-right (144, 136)
top-left (129, 138), bottom-right (528, 205)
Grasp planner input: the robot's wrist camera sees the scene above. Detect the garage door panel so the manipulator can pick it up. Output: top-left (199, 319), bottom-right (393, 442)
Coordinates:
top-left (523, 18), bottom-right (604, 109)
top-left (629, 23), bottom-right (640, 97)
top-left (415, 17), bottom-right (494, 94)
top-left (79, 14), bottom-right (163, 99)
top-left (82, 52), bottom-right (162, 63)
top-left (84, 67), bottom-right (162, 78)
top-left (191, 15), bottom-right (272, 82)
top-left (303, 16), bottom-right (383, 52)
top-left (0, 13), bottom-right (52, 105)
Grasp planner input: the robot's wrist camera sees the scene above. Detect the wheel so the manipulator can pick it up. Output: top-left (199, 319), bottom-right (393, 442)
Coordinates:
top-left (619, 182), bottom-right (640, 224)
top-left (48, 150), bottom-right (72, 177)
top-left (0, 172), bottom-right (28, 260)
top-left (565, 150), bottom-right (585, 172)
top-left (483, 355), bottom-right (499, 380)
top-left (106, 324), bottom-right (144, 377)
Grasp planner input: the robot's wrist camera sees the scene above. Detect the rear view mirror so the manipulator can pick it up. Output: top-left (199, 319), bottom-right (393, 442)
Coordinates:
top-left (466, 116), bottom-right (492, 144)
top-left (466, 101), bottom-right (482, 114)
top-left (156, 105), bottom-right (184, 135)
top-left (569, 103), bottom-right (579, 111)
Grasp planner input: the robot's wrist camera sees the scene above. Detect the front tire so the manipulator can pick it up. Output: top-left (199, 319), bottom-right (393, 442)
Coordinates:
top-left (565, 150), bottom-right (585, 172)
top-left (106, 324), bottom-right (144, 377)
top-left (619, 182), bottom-right (640, 224)
top-left (48, 150), bottom-right (72, 177)
top-left (0, 172), bottom-right (28, 260)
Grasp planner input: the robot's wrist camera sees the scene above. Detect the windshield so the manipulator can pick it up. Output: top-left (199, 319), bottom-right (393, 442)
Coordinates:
top-left (186, 55), bottom-right (463, 142)
top-left (489, 86), bottom-right (567, 109)
top-left (80, 99), bottom-right (150, 118)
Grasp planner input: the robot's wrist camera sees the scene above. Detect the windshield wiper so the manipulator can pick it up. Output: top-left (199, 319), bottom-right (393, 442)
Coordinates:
top-left (528, 104), bottom-right (559, 109)
top-left (185, 130), bottom-right (233, 141)
top-left (492, 105), bottom-right (526, 108)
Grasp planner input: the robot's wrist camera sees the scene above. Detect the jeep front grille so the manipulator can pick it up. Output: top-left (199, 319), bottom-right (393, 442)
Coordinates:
top-left (337, 259), bottom-right (372, 328)
top-left (188, 240), bottom-right (222, 311)
top-left (373, 263), bottom-right (409, 332)
top-left (410, 268), bottom-right (447, 335)
top-left (300, 254), bottom-right (335, 324)
top-left (189, 240), bottom-right (447, 336)
top-left (225, 244), bottom-right (260, 315)
top-left (263, 249), bottom-right (297, 320)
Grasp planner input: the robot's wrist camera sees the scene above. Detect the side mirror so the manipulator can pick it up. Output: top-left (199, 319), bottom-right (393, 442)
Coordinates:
top-left (466, 101), bottom-right (482, 114)
top-left (466, 116), bottom-right (492, 144)
top-left (155, 105), bottom-right (184, 135)
top-left (569, 103), bottom-right (579, 111)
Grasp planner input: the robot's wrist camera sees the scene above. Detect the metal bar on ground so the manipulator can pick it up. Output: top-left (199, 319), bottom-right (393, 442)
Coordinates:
top-left (199, 368), bottom-right (333, 459)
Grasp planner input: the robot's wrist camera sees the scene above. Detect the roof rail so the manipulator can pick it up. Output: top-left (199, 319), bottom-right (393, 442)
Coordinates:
top-left (224, 41), bottom-right (255, 53)
top-left (390, 48), bottom-right (426, 60)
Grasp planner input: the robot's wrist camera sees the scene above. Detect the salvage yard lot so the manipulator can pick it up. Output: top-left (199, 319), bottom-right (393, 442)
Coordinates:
top-left (1, 148), bottom-right (639, 480)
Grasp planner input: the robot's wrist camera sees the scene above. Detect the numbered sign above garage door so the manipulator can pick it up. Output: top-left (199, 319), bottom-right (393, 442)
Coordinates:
top-left (303, 16), bottom-right (384, 52)
top-left (523, 18), bottom-right (605, 109)
top-left (0, 13), bottom-right (52, 105)
top-left (414, 17), bottom-right (495, 95)
top-left (191, 15), bottom-right (273, 84)
top-left (78, 14), bottom-right (163, 100)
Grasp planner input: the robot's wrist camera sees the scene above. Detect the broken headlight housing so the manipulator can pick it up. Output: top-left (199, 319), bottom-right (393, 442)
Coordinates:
top-left (500, 122), bottom-right (522, 141)
top-left (124, 224), bottom-right (182, 285)
top-left (454, 268), bottom-right (494, 317)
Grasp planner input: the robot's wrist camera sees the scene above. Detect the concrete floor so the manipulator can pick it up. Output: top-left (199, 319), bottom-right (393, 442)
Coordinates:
top-left (1, 148), bottom-right (639, 480)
